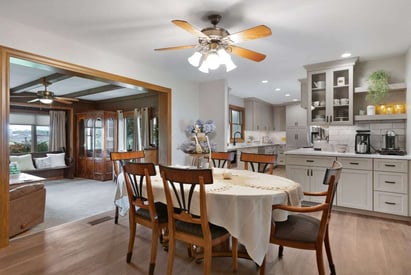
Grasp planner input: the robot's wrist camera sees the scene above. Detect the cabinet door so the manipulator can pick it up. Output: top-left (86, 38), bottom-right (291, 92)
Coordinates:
top-left (308, 70), bottom-right (327, 125)
top-left (286, 165), bottom-right (310, 201)
top-left (330, 66), bottom-right (353, 125)
top-left (310, 167), bottom-right (329, 203)
top-left (337, 169), bottom-right (373, 210)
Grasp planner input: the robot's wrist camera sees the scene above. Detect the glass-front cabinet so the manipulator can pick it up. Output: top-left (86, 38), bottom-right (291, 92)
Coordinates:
top-left (77, 111), bottom-right (117, 181)
top-left (305, 57), bottom-right (358, 125)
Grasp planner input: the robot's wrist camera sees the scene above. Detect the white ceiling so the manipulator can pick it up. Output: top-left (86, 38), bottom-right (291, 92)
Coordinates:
top-left (2, 0), bottom-right (411, 104)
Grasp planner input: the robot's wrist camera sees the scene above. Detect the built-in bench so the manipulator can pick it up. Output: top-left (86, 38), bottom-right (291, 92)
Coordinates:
top-left (10, 150), bottom-right (74, 180)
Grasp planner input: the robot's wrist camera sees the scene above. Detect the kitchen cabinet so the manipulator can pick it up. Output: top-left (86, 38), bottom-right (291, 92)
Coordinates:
top-left (76, 111), bottom-right (117, 181)
top-left (336, 157), bottom-right (373, 210)
top-left (304, 57), bottom-right (358, 125)
top-left (373, 159), bottom-right (408, 216)
top-left (285, 103), bottom-right (308, 151)
top-left (286, 155), bottom-right (336, 202)
top-left (272, 106), bottom-right (286, 131)
top-left (245, 98), bottom-right (273, 131)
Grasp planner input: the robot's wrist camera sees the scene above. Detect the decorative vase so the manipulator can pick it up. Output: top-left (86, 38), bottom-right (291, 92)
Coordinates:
top-left (366, 105), bottom-right (375, 115)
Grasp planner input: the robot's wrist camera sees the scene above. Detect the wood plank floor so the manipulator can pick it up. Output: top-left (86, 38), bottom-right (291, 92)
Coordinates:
top-left (1, 209), bottom-right (410, 274)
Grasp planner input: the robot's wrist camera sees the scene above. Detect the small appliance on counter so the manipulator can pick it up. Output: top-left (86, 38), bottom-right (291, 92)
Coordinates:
top-left (355, 130), bottom-right (370, 154)
top-left (379, 130), bottom-right (406, 155)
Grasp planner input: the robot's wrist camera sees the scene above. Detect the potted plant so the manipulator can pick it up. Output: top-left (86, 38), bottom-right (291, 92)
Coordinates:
top-left (365, 70), bottom-right (390, 115)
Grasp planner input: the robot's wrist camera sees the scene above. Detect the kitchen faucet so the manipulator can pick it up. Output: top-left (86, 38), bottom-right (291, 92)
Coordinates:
top-left (233, 131), bottom-right (241, 146)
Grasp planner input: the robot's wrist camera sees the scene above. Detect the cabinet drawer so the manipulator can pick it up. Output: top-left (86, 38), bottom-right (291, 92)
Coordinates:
top-left (374, 171), bottom-right (407, 193)
top-left (374, 191), bottom-right (408, 216)
top-left (374, 159), bottom-right (407, 173)
top-left (337, 157), bottom-right (372, 170)
top-left (286, 155), bottom-right (336, 167)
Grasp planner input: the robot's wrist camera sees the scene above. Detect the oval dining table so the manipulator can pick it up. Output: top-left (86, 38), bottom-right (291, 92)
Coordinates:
top-left (115, 166), bottom-right (304, 266)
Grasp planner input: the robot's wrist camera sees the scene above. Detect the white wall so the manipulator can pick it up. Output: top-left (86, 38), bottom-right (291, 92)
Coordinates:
top-left (199, 79), bottom-right (228, 151)
top-left (405, 47), bottom-right (411, 153)
top-left (0, 17), bottom-right (199, 165)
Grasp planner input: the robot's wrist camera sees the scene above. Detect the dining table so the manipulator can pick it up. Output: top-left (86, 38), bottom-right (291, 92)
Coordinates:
top-left (115, 166), bottom-right (304, 266)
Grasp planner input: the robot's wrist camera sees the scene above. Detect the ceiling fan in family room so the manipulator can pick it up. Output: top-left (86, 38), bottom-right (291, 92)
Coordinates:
top-left (10, 77), bottom-right (79, 105)
top-left (154, 14), bottom-right (272, 73)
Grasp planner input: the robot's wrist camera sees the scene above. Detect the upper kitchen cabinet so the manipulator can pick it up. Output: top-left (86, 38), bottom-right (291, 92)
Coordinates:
top-left (272, 106), bottom-right (286, 131)
top-left (304, 57), bottom-right (358, 125)
top-left (245, 98), bottom-right (273, 131)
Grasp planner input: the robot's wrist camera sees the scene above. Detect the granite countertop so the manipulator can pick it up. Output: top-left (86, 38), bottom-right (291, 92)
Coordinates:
top-left (285, 148), bottom-right (411, 160)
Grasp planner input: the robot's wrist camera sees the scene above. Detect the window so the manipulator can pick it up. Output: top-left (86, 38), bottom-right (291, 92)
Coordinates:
top-left (229, 105), bottom-right (245, 143)
top-left (9, 112), bottom-right (50, 153)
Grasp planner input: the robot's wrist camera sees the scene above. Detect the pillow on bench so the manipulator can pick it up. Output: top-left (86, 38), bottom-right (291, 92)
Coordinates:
top-left (33, 157), bottom-right (52, 169)
top-left (47, 152), bottom-right (67, 167)
top-left (10, 154), bottom-right (35, 171)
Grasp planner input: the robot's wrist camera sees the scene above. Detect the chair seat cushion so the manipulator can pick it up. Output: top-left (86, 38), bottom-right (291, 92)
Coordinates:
top-left (274, 214), bottom-right (320, 243)
top-left (175, 220), bottom-right (228, 239)
top-left (136, 202), bottom-right (168, 223)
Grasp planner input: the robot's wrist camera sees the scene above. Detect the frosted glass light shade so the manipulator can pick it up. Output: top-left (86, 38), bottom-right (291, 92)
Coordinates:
top-left (206, 51), bottom-right (220, 70)
top-left (198, 60), bottom-right (209, 73)
top-left (40, 98), bottom-right (53, 104)
top-left (188, 52), bottom-right (202, 67)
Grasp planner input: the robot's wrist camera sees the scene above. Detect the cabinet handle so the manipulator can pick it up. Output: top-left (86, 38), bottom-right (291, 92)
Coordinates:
top-left (349, 162), bottom-right (359, 165)
top-left (329, 115), bottom-right (333, 122)
top-left (384, 202), bottom-right (396, 205)
top-left (311, 169), bottom-right (313, 176)
top-left (326, 116), bottom-right (329, 123)
top-left (307, 169), bottom-right (309, 176)
top-left (384, 164), bottom-right (396, 167)
top-left (384, 181), bottom-right (396, 184)
top-left (306, 160), bottom-right (314, 163)
top-left (295, 134), bottom-right (298, 140)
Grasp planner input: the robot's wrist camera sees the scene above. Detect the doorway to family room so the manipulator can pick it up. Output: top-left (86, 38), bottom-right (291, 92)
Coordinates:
top-left (1, 46), bottom-right (172, 242)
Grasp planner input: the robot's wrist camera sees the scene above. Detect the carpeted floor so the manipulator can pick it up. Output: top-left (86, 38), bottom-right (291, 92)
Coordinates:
top-left (16, 177), bottom-right (117, 238)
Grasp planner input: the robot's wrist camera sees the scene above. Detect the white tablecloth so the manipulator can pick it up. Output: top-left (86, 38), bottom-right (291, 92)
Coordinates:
top-left (115, 167), bottom-right (303, 266)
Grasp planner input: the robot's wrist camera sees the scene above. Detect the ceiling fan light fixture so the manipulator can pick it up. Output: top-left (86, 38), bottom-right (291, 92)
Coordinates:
top-left (188, 51), bottom-right (202, 67)
top-left (224, 57), bottom-right (237, 72)
top-left (198, 60), bottom-right (209, 73)
top-left (206, 51), bottom-right (221, 70)
top-left (40, 98), bottom-right (53, 104)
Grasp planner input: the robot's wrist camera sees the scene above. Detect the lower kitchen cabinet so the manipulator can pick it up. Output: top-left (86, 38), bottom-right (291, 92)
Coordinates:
top-left (336, 157), bottom-right (373, 210)
top-left (286, 155), bottom-right (335, 202)
top-left (373, 158), bottom-right (408, 216)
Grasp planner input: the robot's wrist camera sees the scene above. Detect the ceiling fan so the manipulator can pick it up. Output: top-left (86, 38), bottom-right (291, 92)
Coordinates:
top-left (11, 78), bottom-right (79, 105)
top-left (155, 14), bottom-right (272, 72)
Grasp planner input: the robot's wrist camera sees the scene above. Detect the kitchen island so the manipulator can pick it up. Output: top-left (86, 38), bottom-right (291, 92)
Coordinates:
top-left (227, 143), bottom-right (285, 168)
top-left (285, 148), bottom-right (411, 220)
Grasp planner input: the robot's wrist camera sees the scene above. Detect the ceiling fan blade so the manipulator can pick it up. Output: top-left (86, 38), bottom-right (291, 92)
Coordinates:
top-left (154, 45), bottom-right (197, 51)
top-left (229, 45), bottom-right (267, 62)
top-left (54, 98), bottom-right (73, 104)
top-left (172, 20), bottom-right (208, 38)
top-left (27, 98), bottom-right (40, 103)
top-left (55, 96), bottom-right (79, 102)
top-left (227, 25), bottom-right (272, 43)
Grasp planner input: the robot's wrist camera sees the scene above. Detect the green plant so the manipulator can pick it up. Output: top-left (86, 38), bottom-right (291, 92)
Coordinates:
top-left (365, 70), bottom-right (390, 105)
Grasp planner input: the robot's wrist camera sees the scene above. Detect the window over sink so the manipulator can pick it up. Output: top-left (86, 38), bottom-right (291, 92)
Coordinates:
top-left (229, 105), bottom-right (245, 144)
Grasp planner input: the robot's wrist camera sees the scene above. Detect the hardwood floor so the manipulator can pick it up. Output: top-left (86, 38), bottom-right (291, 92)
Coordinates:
top-left (1, 209), bottom-right (410, 274)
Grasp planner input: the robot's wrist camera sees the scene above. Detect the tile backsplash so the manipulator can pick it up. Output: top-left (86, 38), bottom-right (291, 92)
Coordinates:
top-left (328, 121), bottom-right (406, 153)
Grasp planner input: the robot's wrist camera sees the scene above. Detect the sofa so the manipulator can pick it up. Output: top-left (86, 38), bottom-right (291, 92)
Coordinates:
top-left (10, 150), bottom-right (74, 180)
top-left (9, 182), bottom-right (46, 237)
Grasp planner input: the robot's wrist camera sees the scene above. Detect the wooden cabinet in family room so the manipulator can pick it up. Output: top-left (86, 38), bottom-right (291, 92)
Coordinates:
top-left (76, 111), bottom-right (117, 181)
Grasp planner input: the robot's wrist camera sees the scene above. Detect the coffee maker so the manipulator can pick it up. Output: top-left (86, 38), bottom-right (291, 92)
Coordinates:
top-left (380, 130), bottom-right (406, 155)
top-left (355, 130), bottom-right (370, 154)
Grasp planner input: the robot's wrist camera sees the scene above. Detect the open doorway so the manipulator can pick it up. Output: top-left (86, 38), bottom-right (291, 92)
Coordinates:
top-left (1, 46), bottom-right (172, 242)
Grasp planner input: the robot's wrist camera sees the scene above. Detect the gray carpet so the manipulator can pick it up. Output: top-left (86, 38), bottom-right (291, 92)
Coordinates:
top-left (21, 177), bottom-right (117, 236)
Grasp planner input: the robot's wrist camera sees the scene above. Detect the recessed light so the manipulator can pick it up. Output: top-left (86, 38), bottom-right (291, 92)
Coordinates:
top-left (262, 80), bottom-right (268, 84)
top-left (292, 98), bottom-right (298, 101)
top-left (275, 88), bottom-right (281, 91)
top-left (285, 93), bottom-right (290, 97)
top-left (341, 52), bottom-right (352, 58)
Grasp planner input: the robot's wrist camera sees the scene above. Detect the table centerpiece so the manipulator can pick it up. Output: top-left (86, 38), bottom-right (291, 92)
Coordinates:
top-left (178, 119), bottom-right (217, 168)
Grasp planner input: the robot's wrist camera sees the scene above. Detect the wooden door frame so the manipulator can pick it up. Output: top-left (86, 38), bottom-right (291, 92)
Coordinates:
top-left (0, 46), bottom-right (172, 247)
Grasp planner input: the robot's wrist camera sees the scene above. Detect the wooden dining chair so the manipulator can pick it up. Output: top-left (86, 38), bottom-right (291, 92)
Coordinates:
top-left (159, 165), bottom-right (238, 275)
top-left (260, 161), bottom-right (342, 275)
top-left (240, 152), bottom-right (276, 174)
top-left (110, 151), bottom-right (145, 224)
top-left (210, 151), bottom-right (235, 168)
top-left (122, 162), bottom-right (168, 275)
